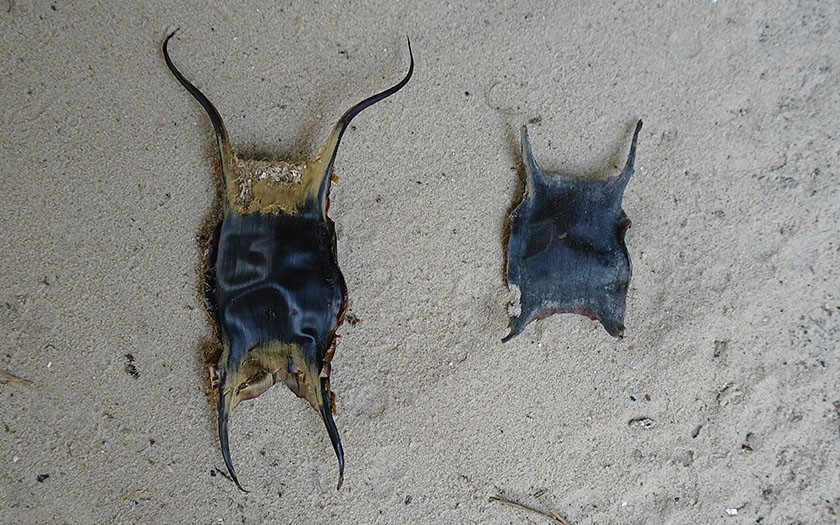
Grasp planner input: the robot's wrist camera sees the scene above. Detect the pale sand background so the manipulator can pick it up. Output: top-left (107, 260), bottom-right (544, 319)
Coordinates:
top-left (1, 1), bottom-right (838, 523)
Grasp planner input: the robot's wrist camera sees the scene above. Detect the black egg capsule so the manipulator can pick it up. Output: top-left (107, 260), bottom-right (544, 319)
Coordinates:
top-left (504, 120), bottom-right (642, 342)
top-left (163, 30), bottom-right (413, 491)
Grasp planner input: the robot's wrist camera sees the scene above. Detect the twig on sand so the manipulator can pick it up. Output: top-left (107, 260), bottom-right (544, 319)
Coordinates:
top-left (490, 494), bottom-right (570, 525)
top-left (0, 368), bottom-right (37, 390)
top-left (214, 467), bottom-right (233, 482)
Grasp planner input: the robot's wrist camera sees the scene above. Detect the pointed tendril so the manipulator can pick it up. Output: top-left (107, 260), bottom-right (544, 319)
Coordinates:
top-left (623, 119), bottom-right (643, 173)
top-left (218, 391), bottom-right (248, 492)
top-left (319, 382), bottom-right (345, 490)
top-left (162, 29), bottom-right (231, 179)
top-left (318, 36), bottom-right (415, 203)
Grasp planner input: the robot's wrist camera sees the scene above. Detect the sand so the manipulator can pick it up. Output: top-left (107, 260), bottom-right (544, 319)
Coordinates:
top-left (1, 1), bottom-right (838, 523)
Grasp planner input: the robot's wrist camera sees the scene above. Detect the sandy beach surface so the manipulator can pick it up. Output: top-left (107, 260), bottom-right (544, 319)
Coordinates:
top-left (2, 1), bottom-right (838, 523)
